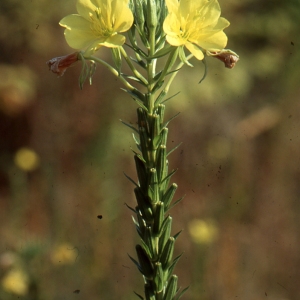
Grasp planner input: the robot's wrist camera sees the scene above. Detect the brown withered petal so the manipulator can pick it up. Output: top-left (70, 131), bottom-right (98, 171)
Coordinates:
top-left (46, 52), bottom-right (79, 76)
top-left (208, 51), bottom-right (239, 69)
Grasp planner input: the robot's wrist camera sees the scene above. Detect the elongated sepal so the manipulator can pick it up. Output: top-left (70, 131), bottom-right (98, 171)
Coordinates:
top-left (148, 168), bottom-right (159, 204)
top-left (158, 216), bottom-right (172, 252)
top-left (128, 253), bottom-right (143, 274)
top-left (137, 107), bottom-right (149, 130)
top-left (111, 47), bottom-right (122, 74)
top-left (161, 237), bottom-right (175, 269)
top-left (199, 57), bottom-right (207, 84)
top-left (134, 155), bottom-right (148, 192)
top-left (179, 46), bottom-right (193, 67)
top-left (155, 90), bottom-right (167, 106)
top-left (162, 183), bottom-right (178, 209)
top-left (161, 91), bottom-right (180, 105)
top-left (163, 275), bottom-right (178, 300)
top-left (154, 262), bottom-right (165, 293)
top-left (144, 226), bottom-right (155, 259)
top-left (153, 202), bottom-right (165, 236)
top-left (134, 187), bottom-right (153, 221)
top-left (157, 104), bottom-right (165, 125)
top-left (150, 114), bottom-right (160, 145)
top-left (139, 126), bottom-right (150, 163)
top-left (156, 145), bottom-right (167, 183)
top-left (136, 245), bottom-right (154, 279)
top-left (145, 283), bottom-right (156, 300)
top-left (146, 0), bottom-right (157, 29)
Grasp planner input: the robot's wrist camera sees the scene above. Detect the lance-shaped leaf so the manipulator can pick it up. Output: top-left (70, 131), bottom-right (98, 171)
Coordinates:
top-left (145, 283), bottom-right (156, 300)
top-left (161, 112), bottom-right (180, 132)
top-left (134, 187), bottom-right (153, 221)
top-left (160, 237), bottom-right (175, 269)
top-left (167, 195), bottom-right (185, 212)
top-left (157, 104), bottom-right (165, 125)
top-left (174, 286), bottom-right (190, 300)
top-left (167, 253), bottom-right (183, 281)
top-left (136, 244), bottom-right (154, 279)
top-left (163, 275), bottom-right (178, 300)
top-left (121, 88), bottom-right (147, 111)
top-left (132, 215), bottom-right (142, 238)
top-left (111, 47), bottom-right (122, 74)
top-left (153, 202), bottom-right (165, 236)
top-left (134, 291), bottom-right (144, 300)
top-left (120, 119), bottom-right (139, 134)
top-left (161, 169), bottom-right (177, 188)
top-left (167, 142), bottom-right (182, 157)
top-left (134, 154), bottom-right (148, 192)
top-left (144, 226), bottom-right (156, 259)
top-left (162, 183), bottom-right (178, 209)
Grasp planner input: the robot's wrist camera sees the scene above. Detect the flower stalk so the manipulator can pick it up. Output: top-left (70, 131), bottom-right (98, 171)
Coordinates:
top-left (48, 0), bottom-right (238, 298)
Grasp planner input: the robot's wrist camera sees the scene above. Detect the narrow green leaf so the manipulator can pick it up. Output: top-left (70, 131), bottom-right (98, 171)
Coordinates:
top-left (167, 195), bottom-right (185, 211)
top-left (174, 286), bottom-right (190, 300)
top-left (120, 119), bottom-right (139, 134)
top-left (134, 291), bottom-right (144, 300)
top-left (134, 155), bottom-right (148, 192)
top-left (125, 203), bottom-right (137, 213)
top-left (167, 253), bottom-right (183, 280)
top-left (161, 91), bottom-right (180, 104)
top-left (121, 88), bottom-right (147, 111)
top-left (161, 169), bottom-right (177, 186)
top-left (158, 217), bottom-right (172, 253)
top-left (167, 142), bottom-right (182, 157)
top-left (136, 245), bottom-right (154, 279)
top-left (124, 172), bottom-right (139, 187)
top-left (161, 112), bottom-right (180, 131)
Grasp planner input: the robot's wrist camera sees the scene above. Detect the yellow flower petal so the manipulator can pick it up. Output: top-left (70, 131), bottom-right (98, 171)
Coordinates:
top-left (60, 0), bottom-right (133, 55)
top-left (185, 42), bottom-right (204, 60)
top-left (164, 0), bottom-right (230, 60)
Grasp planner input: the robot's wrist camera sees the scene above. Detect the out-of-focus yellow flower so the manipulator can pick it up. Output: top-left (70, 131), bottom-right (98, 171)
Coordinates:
top-left (163, 0), bottom-right (230, 60)
top-left (14, 147), bottom-right (40, 172)
top-left (1, 268), bottom-right (29, 296)
top-left (51, 243), bottom-right (77, 265)
top-left (59, 0), bottom-right (134, 56)
top-left (188, 219), bottom-right (219, 245)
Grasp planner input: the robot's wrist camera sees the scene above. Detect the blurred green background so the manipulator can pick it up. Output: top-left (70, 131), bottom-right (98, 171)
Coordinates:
top-left (0, 0), bottom-right (300, 299)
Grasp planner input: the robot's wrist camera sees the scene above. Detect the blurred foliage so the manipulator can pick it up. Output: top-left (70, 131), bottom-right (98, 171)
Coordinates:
top-left (0, 0), bottom-right (300, 299)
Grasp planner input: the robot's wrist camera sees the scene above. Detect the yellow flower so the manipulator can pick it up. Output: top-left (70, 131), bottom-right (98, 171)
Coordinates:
top-left (59, 0), bottom-right (134, 56)
top-left (1, 268), bottom-right (29, 296)
top-left (163, 0), bottom-right (230, 60)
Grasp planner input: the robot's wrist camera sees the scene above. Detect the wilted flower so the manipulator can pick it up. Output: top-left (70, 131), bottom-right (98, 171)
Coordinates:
top-left (163, 0), bottom-right (230, 60)
top-left (47, 52), bottom-right (79, 76)
top-left (207, 49), bottom-right (239, 68)
top-left (59, 0), bottom-right (134, 56)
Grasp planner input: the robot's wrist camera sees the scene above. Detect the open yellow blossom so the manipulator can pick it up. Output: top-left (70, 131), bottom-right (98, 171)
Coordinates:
top-left (59, 0), bottom-right (134, 56)
top-left (163, 0), bottom-right (230, 60)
